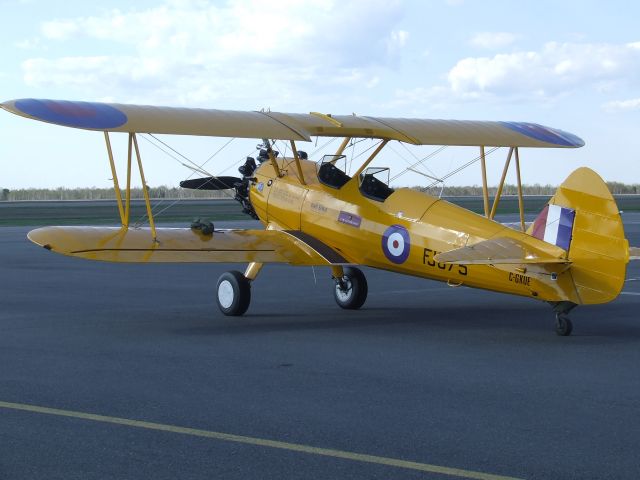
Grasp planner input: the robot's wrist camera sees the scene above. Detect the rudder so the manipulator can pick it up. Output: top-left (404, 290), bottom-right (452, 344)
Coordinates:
top-left (528, 167), bottom-right (629, 305)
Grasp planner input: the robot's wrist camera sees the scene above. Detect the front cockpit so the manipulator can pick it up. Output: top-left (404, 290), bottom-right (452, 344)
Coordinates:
top-left (317, 155), bottom-right (351, 189)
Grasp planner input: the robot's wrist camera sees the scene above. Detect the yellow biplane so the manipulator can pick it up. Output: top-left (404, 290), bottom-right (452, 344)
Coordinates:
top-left (2, 99), bottom-right (637, 336)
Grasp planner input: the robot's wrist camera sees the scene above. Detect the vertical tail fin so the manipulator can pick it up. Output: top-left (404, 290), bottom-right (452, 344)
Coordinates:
top-left (527, 167), bottom-right (629, 304)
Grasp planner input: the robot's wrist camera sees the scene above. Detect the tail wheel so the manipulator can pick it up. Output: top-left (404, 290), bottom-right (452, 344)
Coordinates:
top-left (216, 271), bottom-right (251, 316)
top-left (555, 313), bottom-right (573, 336)
top-left (334, 267), bottom-right (368, 310)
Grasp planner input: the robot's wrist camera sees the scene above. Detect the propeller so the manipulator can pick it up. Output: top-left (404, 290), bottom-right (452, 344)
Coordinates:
top-left (179, 176), bottom-right (242, 191)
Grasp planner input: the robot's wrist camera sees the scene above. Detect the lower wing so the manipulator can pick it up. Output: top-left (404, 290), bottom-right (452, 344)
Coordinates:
top-left (27, 226), bottom-right (349, 266)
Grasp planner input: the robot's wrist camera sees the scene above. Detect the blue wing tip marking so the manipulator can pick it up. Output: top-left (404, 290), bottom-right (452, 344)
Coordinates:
top-left (14, 99), bottom-right (127, 130)
top-left (500, 121), bottom-right (584, 147)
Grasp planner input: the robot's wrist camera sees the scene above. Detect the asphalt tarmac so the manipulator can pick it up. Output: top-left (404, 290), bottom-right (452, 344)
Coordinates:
top-left (1, 214), bottom-right (639, 480)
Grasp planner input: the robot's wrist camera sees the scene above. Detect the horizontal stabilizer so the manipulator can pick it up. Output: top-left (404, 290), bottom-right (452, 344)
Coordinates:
top-left (502, 221), bottom-right (533, 231)
top-left (434, 237), bottom-right (569, 266)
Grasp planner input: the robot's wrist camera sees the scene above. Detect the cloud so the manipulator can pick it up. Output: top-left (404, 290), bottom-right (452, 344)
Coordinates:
top-left (15, 37), bottom-right (42, 49)
top-left (469, 32), bottom-right (518, 49)
top-left (447, 41), bottom-right (640, 99)
top-left (390, 40), bottom-right (640, 109)
top-left (603, 98), bottom-right (640, 112)
top-left (24, 0), bottom-right (407, 108)
top-left (41, 19), bottom-right (79, 40)
top-left (23, 56), bottom-right (167, 91)
top-left (387, 29), bottom-right (409, 53)
top-left (0, 0), bottom-right (34, 4)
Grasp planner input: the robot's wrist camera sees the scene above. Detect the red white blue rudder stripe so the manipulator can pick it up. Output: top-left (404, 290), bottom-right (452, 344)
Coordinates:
top-left (531, 204), bottom-right (575, 251)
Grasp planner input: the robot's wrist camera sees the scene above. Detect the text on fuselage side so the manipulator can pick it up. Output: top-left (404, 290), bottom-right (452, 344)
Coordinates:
top-left (508, 272), bottom-right (531, 286)
top-left (423, 248), bottom-right (468, 276)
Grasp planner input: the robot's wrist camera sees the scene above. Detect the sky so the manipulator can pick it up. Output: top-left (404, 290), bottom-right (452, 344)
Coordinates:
top-left (1, 0), bottom-right (639, 189)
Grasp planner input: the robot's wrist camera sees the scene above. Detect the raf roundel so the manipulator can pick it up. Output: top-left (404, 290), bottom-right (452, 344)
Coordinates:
top-left (381, 225), bottom-right (411, 264)
top-left (14, 99), bottom-right (128, 130)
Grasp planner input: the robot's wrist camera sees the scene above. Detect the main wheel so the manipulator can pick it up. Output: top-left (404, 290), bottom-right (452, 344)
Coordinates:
top-left (555, 313), bottom-right (573, 336)
top-left (334, 267), bottom-right (368, 310)
top-left (216, 271), bottom-right (251, 316)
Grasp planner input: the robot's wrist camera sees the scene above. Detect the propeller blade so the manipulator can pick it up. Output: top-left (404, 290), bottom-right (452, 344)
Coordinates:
top-left (180, 176), bottom-right (241, 190)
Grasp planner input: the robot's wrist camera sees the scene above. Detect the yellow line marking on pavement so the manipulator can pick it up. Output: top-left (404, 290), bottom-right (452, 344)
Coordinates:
top-left (0, 400), bottom-right (522, 480)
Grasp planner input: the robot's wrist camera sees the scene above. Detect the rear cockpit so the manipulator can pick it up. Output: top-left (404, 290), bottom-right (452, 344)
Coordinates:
top-left (358, 167), bottom-right (394, 202)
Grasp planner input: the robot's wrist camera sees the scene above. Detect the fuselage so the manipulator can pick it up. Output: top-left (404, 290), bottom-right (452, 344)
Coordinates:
top-left (249, 157), bottom-right (579, 304)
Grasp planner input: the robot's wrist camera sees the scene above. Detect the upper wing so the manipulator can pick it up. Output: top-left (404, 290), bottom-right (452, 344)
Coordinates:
top-left (27, 226), bottom-right (350, 266)
top-left (433, 236), bottom-right (570, 266)
top-left (1, 98), bottom-right (584, 148)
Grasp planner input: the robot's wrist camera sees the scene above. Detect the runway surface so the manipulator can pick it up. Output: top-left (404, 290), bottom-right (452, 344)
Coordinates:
top-left (1, 214), bottom-right (639, 479)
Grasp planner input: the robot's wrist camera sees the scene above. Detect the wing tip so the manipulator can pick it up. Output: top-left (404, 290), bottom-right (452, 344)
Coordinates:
top-left (500, 121), bottom-right (585, 148)
top-left (7, 98), bottom-right (128, 130)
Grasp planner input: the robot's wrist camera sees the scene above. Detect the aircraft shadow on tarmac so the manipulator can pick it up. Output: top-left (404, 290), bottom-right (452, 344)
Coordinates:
top-left (170, 301), bottom-right (640, 342)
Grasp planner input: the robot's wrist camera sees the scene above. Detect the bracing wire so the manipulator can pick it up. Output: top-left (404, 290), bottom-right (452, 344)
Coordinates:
top-left (348, 138), bottom-right (355, 174)
top-left (387, 143), bottom-right (434, 178)
top-left (390, 145), bottom-right (448, 182)
top-left (273, 140), bottom-right (296, 173)
top-left (139, 135), bottom-right (237, 203)
top-left (147, 134), bottom-right (217, 178)
top-left (199, 137), bottom-right (237, 171)
top-left (310, 136), bottom-right (338, 158)
top-left (131, 134), bottom-right (241, 226)
top-left (345, 138), bottom-right (371, 174)
top-left (398, 142), bottom-right (440, 178)
top-left (387, 144), bottom-right (500, 191)
top-left (424, 146), bottom-right (500, 189)
top-left (350, 139), bottom-right (382, 163)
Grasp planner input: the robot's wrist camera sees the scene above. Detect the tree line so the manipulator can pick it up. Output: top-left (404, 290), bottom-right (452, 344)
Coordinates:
top-left (1, 182), bottom-right (639, 201)
top-left (418, 182), bottom-right (640, 197)
top-left (0, 186), bottom-right (230, 201)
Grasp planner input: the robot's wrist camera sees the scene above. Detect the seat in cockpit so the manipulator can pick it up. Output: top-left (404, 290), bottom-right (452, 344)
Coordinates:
top-left (317, 162), bottom-right (351, 189)
top-left (359, 173), bottom-right (394, 202)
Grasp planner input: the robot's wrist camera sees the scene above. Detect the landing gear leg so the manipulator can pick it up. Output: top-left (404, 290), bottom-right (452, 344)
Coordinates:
top-left (333, 266), bottom-right (368, 310)
top-left (549, 301), bottom-right (577, 336)
top-left (244, 262), bottom-right (263, 281)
